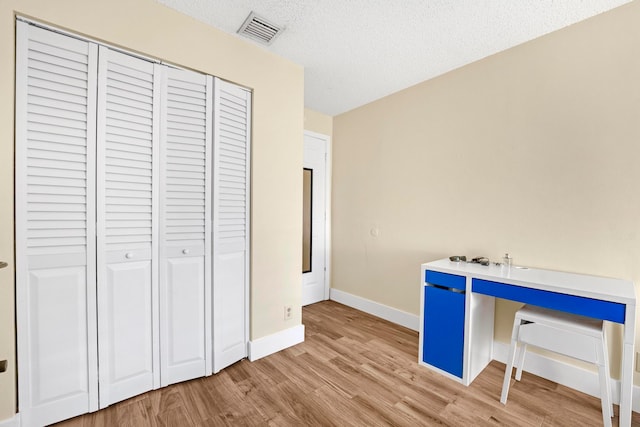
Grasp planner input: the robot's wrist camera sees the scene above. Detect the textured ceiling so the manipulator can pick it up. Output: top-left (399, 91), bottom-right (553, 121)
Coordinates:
top-left (155, 0), bottom-right (631, 116)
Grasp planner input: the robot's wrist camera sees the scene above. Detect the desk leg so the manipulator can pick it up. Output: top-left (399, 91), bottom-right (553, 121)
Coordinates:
top-left (620, 304), bottom-right (636, 427)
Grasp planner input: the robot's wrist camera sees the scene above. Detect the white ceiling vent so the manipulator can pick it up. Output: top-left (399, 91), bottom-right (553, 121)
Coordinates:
top-left (237, 12), bottom-right (283, 45)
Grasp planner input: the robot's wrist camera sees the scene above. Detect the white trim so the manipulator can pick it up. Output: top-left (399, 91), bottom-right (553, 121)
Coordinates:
top-left (329, 288), bottom-right (420, 331)
top-left (14, 20), bottom-right (30, 425)
top-left (0, 414), bottom-right (20, 427)
top-left (324, 134), bottom-right (332, 301)
top-left (204, 74), bottom-right (213, 376)
top-left (493, 341), bottom-right (640, 411)
top-left (303, 130), bottom-right (332, 301)
top-left (248, 325), bottom-right (305, 361)
top-left (151, 63), bottom-right (162, 389)
top-left (244, 86), bottom-right (253, 364)
top-left (85, 40), bottom-right (100, 414)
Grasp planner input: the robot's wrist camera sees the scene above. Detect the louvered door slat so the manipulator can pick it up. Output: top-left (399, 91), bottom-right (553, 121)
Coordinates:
top-left (28, 179), bottom-right (85, 192)
top-left (106, 182), bottom-right (151, 192)
top-left (27, 87), bottom-right (87, 108)
top-left (28, 76), bottom-right (88, 97)
top-left (29, 148), bottom-right (86, 163)
top-left (212, 78), bottom-right (251, 373)
top-left (96, 47), bottom-right (158, 408)
top-left (28, 130), bottom-right (86, 147)
top-left (107, 93), bottom-right (153, 112)
top-left (159, 67), bottom-right (212, 386)
top-left (165, 169), bottom-right (205, 179)
top-left (106, 112), bottom-right (152, 130)
top-left (16, 21), bottom-right (99, 427)
top-left (107, 142), bottom-right (152, 156)
top-left (28, 56), bottom-right (88, 79)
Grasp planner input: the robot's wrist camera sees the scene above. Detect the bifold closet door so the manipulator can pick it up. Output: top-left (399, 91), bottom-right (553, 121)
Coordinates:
top-left (96, 46), bottom-right (160, 407)
top-left (212, 78), bottom-right (251, 373)
top-left (159, 67), bottom-right (213, 385)
top-left (16, 21), bottom-right (245, 425)
top-left (15, 21), bottom-right (99, 427)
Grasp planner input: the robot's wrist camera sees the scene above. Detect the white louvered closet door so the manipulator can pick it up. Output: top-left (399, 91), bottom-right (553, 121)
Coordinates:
top-left (15, 21), bottom-right (99, 427)
top-left (96, 47), bottom-right (160, 407)
top-left (159, 67), bottom-right (212, 386)
top-left (212, 78), bottom-right (251, 373)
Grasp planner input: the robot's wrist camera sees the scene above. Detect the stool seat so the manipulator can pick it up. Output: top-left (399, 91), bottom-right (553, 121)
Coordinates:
top-left (500, 305), bottom-right (613, 427)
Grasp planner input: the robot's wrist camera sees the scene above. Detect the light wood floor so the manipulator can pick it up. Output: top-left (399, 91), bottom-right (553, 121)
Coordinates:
top-left (56, 300), bottom-right (637, 426)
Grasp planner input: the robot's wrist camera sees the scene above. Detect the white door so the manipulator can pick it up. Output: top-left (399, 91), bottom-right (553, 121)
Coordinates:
top-left (96, 47), bottom-right (160, 406)
top-left (15, 21), bottom-right (100, 426)
top-left (212, 78), bottom-right (251, 373)
top-left (159, 67), bottom-right (212, 386)
top-left (302, 132), bottom-right (328, 306)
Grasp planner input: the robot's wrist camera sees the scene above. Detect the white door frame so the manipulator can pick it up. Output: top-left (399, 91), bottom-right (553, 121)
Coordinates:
top-left (303, 130), bottom-right (331, 302)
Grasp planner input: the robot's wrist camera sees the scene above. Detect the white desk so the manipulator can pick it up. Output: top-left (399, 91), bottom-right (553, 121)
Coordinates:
top-left (419, 258), bottom-right (636, 426)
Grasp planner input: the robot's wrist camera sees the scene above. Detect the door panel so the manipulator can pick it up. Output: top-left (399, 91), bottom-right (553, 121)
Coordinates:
top-left (212, 79), bottom-right (251, 373)
top-left (96, 46), bottom-right (158, 406)
top-left (214, 252), bottom-right (246, 368)
top-left (101, 261), bottom-right (154, 403)
top-left (15, 21), bottom-right (99, 426)
top-left (28, 267), bottom-right (90, 405)
top-left (159, 67), bottom-right (212, 385)
top-left (164, 256), bottom-right (205, 381)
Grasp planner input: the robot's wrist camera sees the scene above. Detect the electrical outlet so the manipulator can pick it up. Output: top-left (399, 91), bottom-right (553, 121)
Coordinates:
top-left (284, 305), bottom-right (293, 320)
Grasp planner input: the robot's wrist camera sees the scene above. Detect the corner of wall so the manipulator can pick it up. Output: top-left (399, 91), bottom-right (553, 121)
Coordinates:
top-left (304, 108), bottom-right (333, 137)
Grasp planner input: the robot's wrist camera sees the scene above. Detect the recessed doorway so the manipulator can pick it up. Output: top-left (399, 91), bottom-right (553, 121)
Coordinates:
top-left (302, 131), bottom-right (329, 306)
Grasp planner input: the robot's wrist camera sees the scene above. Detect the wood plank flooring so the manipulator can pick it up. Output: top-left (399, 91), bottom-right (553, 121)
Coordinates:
top-left (56, 300), bottom-right (638, 426)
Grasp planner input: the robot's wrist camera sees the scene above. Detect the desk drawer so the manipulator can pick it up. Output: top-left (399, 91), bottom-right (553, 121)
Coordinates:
top-left (472, 278), bottom-right (625, 324)
top-left (425, 270), bottom-right (466, 291)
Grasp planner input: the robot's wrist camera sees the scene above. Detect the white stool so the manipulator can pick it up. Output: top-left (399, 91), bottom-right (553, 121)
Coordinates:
top-left (500, 305), bottom-right (613, 427)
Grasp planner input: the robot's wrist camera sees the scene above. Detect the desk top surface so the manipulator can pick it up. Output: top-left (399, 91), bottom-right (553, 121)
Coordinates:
top-left (423, 258), bottom-right (636, 306)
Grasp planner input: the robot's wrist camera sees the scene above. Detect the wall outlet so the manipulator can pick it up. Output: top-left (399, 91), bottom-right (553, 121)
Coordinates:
top-left (284, 305), bottom-right (293, 320)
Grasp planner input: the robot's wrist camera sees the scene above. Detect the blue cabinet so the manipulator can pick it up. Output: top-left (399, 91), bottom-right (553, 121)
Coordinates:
top-left (422, 271), bottom-right (465, 378)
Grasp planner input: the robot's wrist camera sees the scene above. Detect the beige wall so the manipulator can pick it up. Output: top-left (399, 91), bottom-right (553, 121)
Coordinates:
top-left (304, 108), bottom-right (334, 137)
top-left (0, 0), bottom-right (304, 420)
top-left (333, 1), bottom-right (640, 381)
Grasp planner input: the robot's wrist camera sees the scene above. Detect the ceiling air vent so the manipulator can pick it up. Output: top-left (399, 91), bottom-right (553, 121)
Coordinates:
top-left (237, 12), bottom-right (283, 45)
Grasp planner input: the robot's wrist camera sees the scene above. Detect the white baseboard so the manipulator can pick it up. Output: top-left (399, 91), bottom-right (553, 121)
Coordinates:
top-left (329, 288), bottom-right (420, 331)
top-left (248, 324), bottom-right (305, 362)
top-left (494, 341), bottom-right (640, 411)
top-left (0, 414), bottom-right (19, 427)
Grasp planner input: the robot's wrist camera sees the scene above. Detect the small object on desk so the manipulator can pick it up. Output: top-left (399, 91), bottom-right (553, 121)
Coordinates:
top-left (470, 256), bottom-right (490, 266)
top-left (502, 253), bottom-right (512, 268)
top-left (449, 255), bottom-right (466, 262)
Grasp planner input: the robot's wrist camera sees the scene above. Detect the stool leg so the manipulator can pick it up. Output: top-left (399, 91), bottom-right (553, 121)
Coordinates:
top-left (501, 318), bottom-right (521, 404)
top-left (597, 362), bottom-right (613, 426)
top-left (515, 342), bottom-right (527, 381)
top-left (600, 328), bottom-right (614, 419)
top-left (595, 338), bottom-right (612, 426)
